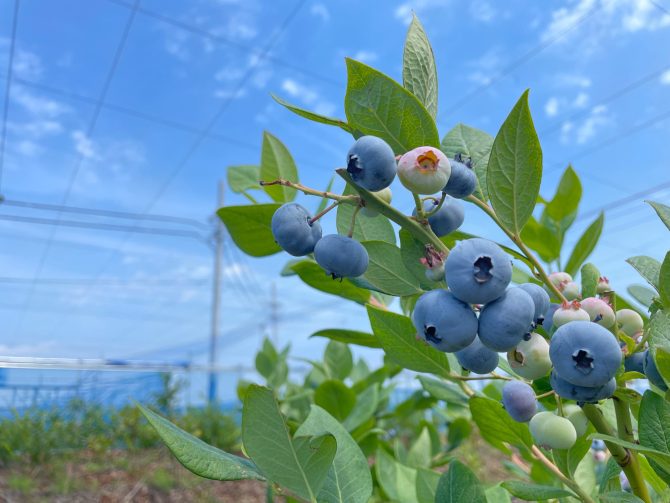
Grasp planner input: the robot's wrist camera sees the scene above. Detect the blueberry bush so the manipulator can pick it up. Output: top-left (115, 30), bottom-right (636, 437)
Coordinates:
top-left (141, 15), bottom-right (670, 503)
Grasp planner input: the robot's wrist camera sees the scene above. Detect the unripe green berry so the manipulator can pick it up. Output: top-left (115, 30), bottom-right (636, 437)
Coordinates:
top-left (530, 411), bottom-right (577, 450)
top-left (507, 333), bottom-right (552, 380)
top-left (616, 309), bottom-right (644, 338)
top-left (561, 404), bottom-right (589, 438)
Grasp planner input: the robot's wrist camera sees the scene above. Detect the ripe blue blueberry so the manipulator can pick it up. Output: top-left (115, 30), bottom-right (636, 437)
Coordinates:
top-left (478, 287), bottom-right (535, 352)
top-left (549, 321), bottom-right (622, 387)
top-left (455, 336), bottom-right (499, 374)
top-left (644, 350), bottom-right (669, 392)
top-left (442, 154), bottom-right (477, 199)
top-left (550, 370), bottom-right (616, 403)
top-left (502, 380), bottom-right (537, 423)
top-left (444, 238), bottom-right (512, 305)
top-left (271, 203), bottom-right (322, 256)
top-left (314, 235), bottom-right (368, 279)
top-left (346, 136), bottom-right (397, 191)
top-left (412, 196), bottom-right (464, 237)
top-left (412, 289), bottom-right (478, 352)
top-left (507, 332), bottom-right (552, 380)
top-left (543, 303), bottom-right (560, 332)
top-left (624, 351), bottom-right (646, 374)
top-left (518, 283), bottom-right (551, 325)
top-left (530, 412), bottom-right (577, 450)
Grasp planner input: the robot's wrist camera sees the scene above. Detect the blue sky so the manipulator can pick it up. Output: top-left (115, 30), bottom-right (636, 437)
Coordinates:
top-left (0, 0), bottom-right (669, 401)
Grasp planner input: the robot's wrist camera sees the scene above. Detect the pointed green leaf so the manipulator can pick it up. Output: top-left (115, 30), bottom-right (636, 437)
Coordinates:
top-left (440, 123), bottom-right (493, 201)
top-left (487, 90), bottom-right (543, 234)
top-left (501, 481), bottom-right (575, 500)
top-left (647, 200), bottom-right (670, 232)
top-left (417, 375), bottom-right (468, 405)
top-left (336, 184), bottom-right (396, 244)
top-left (485, 484), bottom-right (512, 503)
top-left (138, 405), bottom-right (264, 481)
top-left (627, 284), bottom-right (657, 308)
top-left (590, 434), bottom-right (670, 474)
top-left (416, 468), bottom-right (441, 503)
top-left (227, 165), bottom-right (261, 194)
top-left (519, 215), bottom-right (561, 263)
top-left (543, 165), bottom-right (582, 232)
top-left (564, 212), bottom-right (604, 277)
top-left (314, 380), bottom-right (356, 421)
top-left (272, 94), bottom-right (352, 133)
top-left (217, 204), bottom-right (282, 257)
top-left (638, 389), bottom-right (670, 486)
top-left (361, 241), bottom-right (423, 296)
top-left (435, 460), bottom-right (487, 503)
top-left (599, 491), bottom-right (645, 502)
top-left (367, 304), bottom-right (450, 376)
top-left (469, 396), bottom-right (533, 454)
top-left (344, 58), bottom-right (439, 154)
top-left (626, 255), bottom-right (661, 291)
top-left (406, 428), bottom-right (432, 468)
top-left (375, 448), bottom-right (419, 503)
top-left (647, 309), bottom-right (670, 358)
top-left (343, 383), bottom-right (379, 431)
top-left (402, 14), bottom-right (438, 118)
top-left (310, 329), bottom-right (380, 348)
top-left (295, 406), bottom-right (373, 503)
top-left (242, 386), bottom-right (337, 501)
top-left (324, 341), bottom-right (353, 380)
top-left (260, 132), bottom-right (298, 202)
top-left (290, 260), bottom-right (371, 304)
top-left (581, 263), bottom-right (600, 299)
top-left (553, 430), bottom-right (593, 478)
top-left (659, 252), bottom-right (670, 308)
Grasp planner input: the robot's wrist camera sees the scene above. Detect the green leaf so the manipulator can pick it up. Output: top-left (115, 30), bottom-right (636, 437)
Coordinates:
top-left (402, 14), bottom-right (438, 118)
top-left (310, 329), bottom-right (381, 349)
top-left (659, 252), bottom-right (670, 308)
top-left (581, 263), bottom-right (600, 299)
top-left (590, 434), bottom-right (670, 474)
top-left (543, 165), bottom-right (582, 232)
top-left (599, 492), bottom-right (645, 502)
top-left (314, 380), bottom-right (356, 421)
top-left (440, 123), bottom-right (494, 201)
top-left (564, 212), bottom-right (605, 277)
top-left (485, 484), bottom-right (512, 503)
top-left (417, 375), bottom-right (468, 406)
top-left (260, 132), bottom-right (298, 203)
top-left (399, 229), bottom-right (443, 290)
top-left (638, 390), bottom-right (670, 485)
top-left (519, 215), bottom-right (561, 263)
top-left (406, 428), bottom-right (432, 468)
top-left (242, 385), bottom-right (337, 501)
top-left (574, 449), bottom-right (597, 497)
top-left (599, 457), bottom-right (622, 494)
top-left (295, 405), bottom-right (373, 503)
top-left (415, 468), bottom-right (441, 503)
top-left (553, 431), bottom-right (593, 478)
top-left (627, 284), bottom-right (657, 308)
top-left (138, 405), bottom-right (264, 481)
top-left (638, 454), bottom-right (670, 496)
top-left (344, 58), bottom-right (439, 154)
top-left (647, 200), bottom-right (670, 232)
top-left (343, 383), bottom-right (379, 431)
top-left (336, 184), bottom-right (396, 244)
top-left (324, 340), bottom-right (353, 380)
top-left (227, 164), bottom-right (261, 194)
top-left (375, 448), bottom-right (419, 503)
top-left (626, 255), bottom-right (661, 290)
top-left (469, 396), bottom-right (532, 454)
top-left (367, 305), bottom-right (450, 376)
top-left (435, 460), bottom-right (487, 503)
top-left (290, 260), bottom-right (371, 304)
top-left (361, 241), bottom-right (423, 296)
top-left (271, 94), bottom-right (353, 133)
top-left (648, 310), bottom-right (670, 359)
top-left (487, 90), bottom-right (542, 234)
top-left (217, 204), bottom-right (282, 257)
top-left (501, 481), bottom-right (575, 500)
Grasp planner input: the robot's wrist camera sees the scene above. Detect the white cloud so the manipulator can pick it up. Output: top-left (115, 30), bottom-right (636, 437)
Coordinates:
top-left (12, 86), bottom-right (68, 118)
top-left (555, 74), bottom-right (592, 88)
top-left (470, 1), bottom-right (496, 22)
top-left (573, 92), bottom-right (589, 108)
top-left (661, 70), bottom-right (670, 85)
top-left (394, 0), bottom-right (450, 24)
top-left (72, 130), bottom-right (98, 160)
top-left (545, 97), bottom-right (560, 117)
top-left (310, 3), bottom-right (330, 22)
top-left (280, 78), bottom-right (336, 116)
top-left (560, 105), bottom-right (611, 144)
top-left (467, 48), bottom-right (503, 85)
top-left (352, 50), bottom-right (378, 64)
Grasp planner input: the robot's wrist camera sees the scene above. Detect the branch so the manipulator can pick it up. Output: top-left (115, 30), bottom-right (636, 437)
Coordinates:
top-left (530, 446), bottom-right (596, 503)
top-left (260, 179), bottom-right (360, 204)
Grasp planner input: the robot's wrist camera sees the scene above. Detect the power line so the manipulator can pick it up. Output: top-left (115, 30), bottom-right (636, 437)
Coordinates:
top-left (0, 0), bottom-right (20, 193)
top-left (576, 180), bottom-right (670, 222)
top-left (1, 198), bottom-right (208, 230)
top-left (104, 0), bottom-right (342, 88)
top-left (0, 276), bottom-right (208, 286)
top-left (438, 2), bottom-right (601, 119)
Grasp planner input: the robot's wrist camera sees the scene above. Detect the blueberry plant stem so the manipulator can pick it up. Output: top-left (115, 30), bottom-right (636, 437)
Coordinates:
top-left (413, 192), bottom-right (426, 219)
top-left (424, 192), bottom-right (448, 218)
top-left (309, 201), bottom-right (339, 224)
top-left (582, 403), bottom-right (651, 503)
top-left (466, 195), bottom-right (568, 304)
top-left (530, 446), bottom-right (596, 503)
top-left (347, 205), bottom-right (362, 238)
top-left (259, 179), bottom-right (360, 204)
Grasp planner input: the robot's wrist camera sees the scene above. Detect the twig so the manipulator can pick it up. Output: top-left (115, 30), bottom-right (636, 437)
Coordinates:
top-left (531, 446), bottom-right (596, 503)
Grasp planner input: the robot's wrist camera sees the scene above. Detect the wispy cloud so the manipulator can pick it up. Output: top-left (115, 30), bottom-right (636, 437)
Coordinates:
top-left (554, 74), bottom-right (592, 89)
top-left (280, 78), bottom-right (336, 116)
top-left (560, 104), bottom-right (612, 144)
top-left (661, 70), bottom-right (670, 85)
top-left (466, 48), bottom-right (503, 85)
top-left (545, 97), bottom-right (560, 117)
top-left (310, 3), bottom-right (330, 22)
top-left (352, 50), bottom-right (378, 64)
top-left (72, 131), bottom-right (98, 160)
top-left (469, 0), bottom-right (496, 23)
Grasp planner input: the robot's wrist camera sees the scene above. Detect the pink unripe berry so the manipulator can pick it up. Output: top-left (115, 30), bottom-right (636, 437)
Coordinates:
top-left (548, 272), bottom-right (572, 288)
top-left (580, 297), bottom-right (616, 328)
top-left (397, 147), bottom-right (451, 194)
top-left (552, 301), bottom-right (590, 328)
top-left (596, 276), bottom-right (611, 294)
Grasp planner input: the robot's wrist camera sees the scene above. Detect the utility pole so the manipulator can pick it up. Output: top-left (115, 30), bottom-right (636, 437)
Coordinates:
top-left (207, 181), bottom-right (224, 405)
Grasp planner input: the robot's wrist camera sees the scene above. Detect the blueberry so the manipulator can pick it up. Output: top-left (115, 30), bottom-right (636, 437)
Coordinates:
top-left (442, 155), bottom-right (477, 198)
top-left (561, 404), bottom-right (589, 437)
top-left (543, 303), bottom-right (560, 332)
top-left (412, 289), bottom-right (478, 352)
top-left (624, 351), bottom-right (646, 374)
top-left (346, 136), bottom-right (397, 191)
top-left (562, 281), bottom-right (580, 301)
top-left (507, 332), bottom-right (552, 380)
top-left (478, 287), bottom-right (535, 352)
top-left (455, 336), bottom-right (499, 374)
top-left (314, 235), bottom-right (368, 279)
top-left (412, 196), bottom-right (464, 237)
top-left (552, 302), bottom-right (590, 328)
top-left (397, 146), bottom-right (451, 194)
top-left (596, 276), bottom-right (611, 294)
top-left (518, 283), bottom-right (551, 325)
top-left (550, 370), bottom-right (616, 403)
top-left (425, 262), bottom-right (445, 282)
top-left (548, 272), bottom-right (572, 289)
top-left (549, 321), bottom-right (622, 387)
top-left (580, 297), bottom-right (615, 328)
top-left (444, 238), bottom-right (512, 305)
top-left (616, 309), bottom-right (644, 338)
top-left (530, 411), bottom-right (577, 450)
top-left (502, 380), bottom-right (538, 422)
top-left (271, 203), bottom-right (322, 256)
top-left (644, 350), bottom-right (669, 392)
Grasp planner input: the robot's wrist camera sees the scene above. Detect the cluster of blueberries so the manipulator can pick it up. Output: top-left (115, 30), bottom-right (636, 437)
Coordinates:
top-left (270, 135), bottom-right (476, 279)
top-left (267, 134), bottom-right (661, 451)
